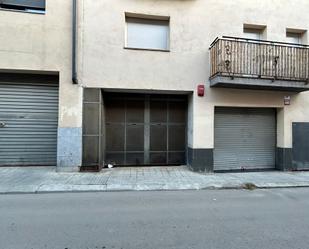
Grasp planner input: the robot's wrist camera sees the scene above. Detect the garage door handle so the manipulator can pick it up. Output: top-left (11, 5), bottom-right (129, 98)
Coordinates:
top-left (0, 122), bottom-right (6, 128)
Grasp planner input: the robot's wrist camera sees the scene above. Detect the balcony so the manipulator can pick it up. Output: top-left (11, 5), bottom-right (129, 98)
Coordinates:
top-left (209, 36), bottom-right (309, 92)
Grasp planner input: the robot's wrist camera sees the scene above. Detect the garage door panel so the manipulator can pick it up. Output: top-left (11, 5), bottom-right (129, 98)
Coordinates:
top-left (105, 94), bottom-right (187, 166)
top-left (126, 124), bottom-right (144, 151)
top-left (0, 82), bottom-right (58, 166)
top-left (214, 108), bottom-right (276, 171)
top-left (106, 124), bottom-right (125, 151)
top-left (169, 101), bottom-right (187, 123)
top-left (150, 101), bottom-right (167, 122)
top-left (168, 152), bottom-right (185, 165)
top-left (106, 153), bottom-right (125, 165)
top-left (105, 99), bottom-right (125, 123)
top-left (126, 153), bottom-right (144, 165)
top-left (150, 152), bottom-right (167, 165)
top-left (168, 125), bottom-right (186, 151)
top-left (150, 124), bottom-right (167, 151)
top-left (126, 100), bottom-right (144, 123)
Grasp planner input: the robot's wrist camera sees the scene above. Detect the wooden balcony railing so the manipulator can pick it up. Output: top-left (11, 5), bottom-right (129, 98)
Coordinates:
top-left (210, 36), bottom-right (309, 83)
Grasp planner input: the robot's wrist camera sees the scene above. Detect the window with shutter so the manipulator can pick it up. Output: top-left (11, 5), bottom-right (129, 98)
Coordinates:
top-left (0, 0), bottom-right (45, 13)
top-left (125, 15), bottom-right (170, 51)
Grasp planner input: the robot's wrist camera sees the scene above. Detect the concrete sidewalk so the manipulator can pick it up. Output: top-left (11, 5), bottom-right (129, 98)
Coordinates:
top-left (0, 166), bottom-right (309, 194)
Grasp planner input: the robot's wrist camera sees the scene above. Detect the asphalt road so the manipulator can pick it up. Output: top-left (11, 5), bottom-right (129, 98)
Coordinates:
top-left (0, 188), bottom-right (309, 249)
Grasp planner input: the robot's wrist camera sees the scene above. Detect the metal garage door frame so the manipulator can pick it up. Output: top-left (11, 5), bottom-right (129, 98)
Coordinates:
top-left (214, 107), bottom-right (277, 172)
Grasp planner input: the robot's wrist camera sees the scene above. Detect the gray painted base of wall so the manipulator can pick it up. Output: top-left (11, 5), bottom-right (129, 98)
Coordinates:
top-left (188, 147), bottom-right (293, 173)
top-left (188, 148), bottom-right (214, 173)
top-left (276, 147), bottom-right (293, 171)
top-left (187, 147), bottom-right (302, 173)
top-left (57, 127), bottom-right (82, 172)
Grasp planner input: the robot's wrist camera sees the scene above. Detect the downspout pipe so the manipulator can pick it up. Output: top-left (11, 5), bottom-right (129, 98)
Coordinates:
top-left (72, 0), bottom-right (78, 84)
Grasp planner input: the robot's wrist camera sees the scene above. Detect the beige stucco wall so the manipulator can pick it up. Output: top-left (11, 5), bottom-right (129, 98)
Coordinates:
top-left (0, 0), bottom-right (82, 128)
top-left (0, 0), bottom-right (308, 149)
top-left (80, 0), bottom-right (309, 149)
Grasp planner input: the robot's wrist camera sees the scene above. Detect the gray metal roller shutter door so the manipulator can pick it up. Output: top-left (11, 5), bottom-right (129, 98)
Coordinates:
top-left (214, 107), bottom-right (276, 171)
top-left (0, 82), bottom-right (58, 166)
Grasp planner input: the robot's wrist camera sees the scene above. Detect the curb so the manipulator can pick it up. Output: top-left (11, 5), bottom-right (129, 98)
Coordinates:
top-left (0, 183), bottom-right (309, 194)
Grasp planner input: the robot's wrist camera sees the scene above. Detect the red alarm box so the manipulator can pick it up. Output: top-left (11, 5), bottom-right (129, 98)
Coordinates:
top-left (197, 84), bottom-right (205, 97)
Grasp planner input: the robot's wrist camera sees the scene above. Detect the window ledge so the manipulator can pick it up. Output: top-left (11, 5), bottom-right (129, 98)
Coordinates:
top-left (124, 47), bottom-right (170, 52)
top-left (0, 7), bottom-right (45, 15)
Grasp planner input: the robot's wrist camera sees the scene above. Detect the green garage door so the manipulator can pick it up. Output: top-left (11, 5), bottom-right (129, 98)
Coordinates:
top-left (214, 107), bottom-right (276, 171)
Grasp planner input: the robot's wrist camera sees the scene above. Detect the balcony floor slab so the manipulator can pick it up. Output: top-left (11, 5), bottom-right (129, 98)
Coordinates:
top-left (210, 75), bottom-right (309, 92)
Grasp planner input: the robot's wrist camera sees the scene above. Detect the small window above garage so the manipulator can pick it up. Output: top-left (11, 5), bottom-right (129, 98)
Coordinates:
top-left (125, 13), bottom-right (170, 51)
top-left (0, 0), bottom-right (45, 14)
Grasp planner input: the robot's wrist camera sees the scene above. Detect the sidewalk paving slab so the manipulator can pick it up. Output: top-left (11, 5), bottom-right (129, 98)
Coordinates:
top-left (0, 166), bottom-right (308, 194)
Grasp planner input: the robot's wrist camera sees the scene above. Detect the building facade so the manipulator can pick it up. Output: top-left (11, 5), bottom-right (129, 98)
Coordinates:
top-left (0, 0), bottom-right (309, 172)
